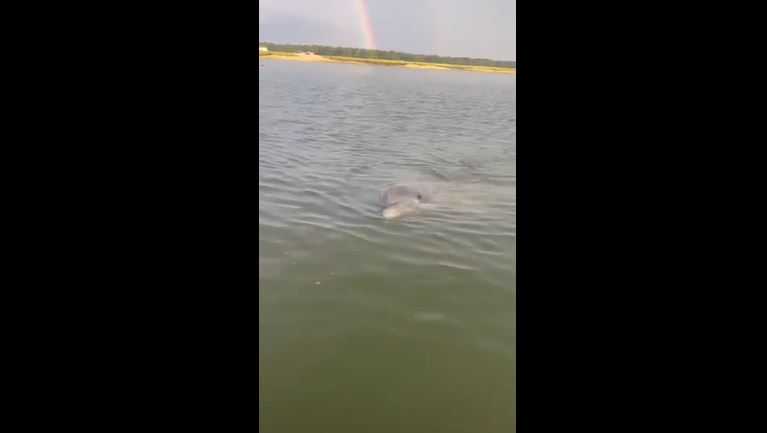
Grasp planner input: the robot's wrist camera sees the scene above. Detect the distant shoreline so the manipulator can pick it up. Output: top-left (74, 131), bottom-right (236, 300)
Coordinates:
top-left (260, 51), bottom-right (516, 75)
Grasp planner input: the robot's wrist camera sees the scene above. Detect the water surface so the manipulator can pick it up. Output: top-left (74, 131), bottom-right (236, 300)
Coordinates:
top-left (259, 60), bottom-right (516, 433)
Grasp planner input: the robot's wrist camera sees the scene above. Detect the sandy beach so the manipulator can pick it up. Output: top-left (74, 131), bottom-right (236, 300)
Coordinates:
top-left (260, 52), bottom-right (516, 75)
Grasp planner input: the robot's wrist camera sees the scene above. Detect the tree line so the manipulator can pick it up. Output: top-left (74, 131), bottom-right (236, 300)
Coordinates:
top-left (260, 42), bottom-right (516, 69)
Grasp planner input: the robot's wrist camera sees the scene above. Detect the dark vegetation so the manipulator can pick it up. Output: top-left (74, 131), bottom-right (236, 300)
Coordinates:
top-left (261, 42), bottom-right (516, 69)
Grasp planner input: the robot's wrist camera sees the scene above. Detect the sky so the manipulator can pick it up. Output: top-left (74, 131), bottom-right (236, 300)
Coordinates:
top-left (259, 0), bottom-right (516, 61)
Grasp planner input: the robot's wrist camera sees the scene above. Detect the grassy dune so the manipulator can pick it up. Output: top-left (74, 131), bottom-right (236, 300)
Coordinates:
top-left (260, 51), bottom-right (516, 75)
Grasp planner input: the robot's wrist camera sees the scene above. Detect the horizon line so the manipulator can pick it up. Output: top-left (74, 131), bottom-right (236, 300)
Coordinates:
top-left (259, 41), bottom-right (516, 63)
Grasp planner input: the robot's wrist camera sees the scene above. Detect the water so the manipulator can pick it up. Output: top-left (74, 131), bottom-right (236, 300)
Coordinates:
top-left (259, 60), bottom-right (516, 433)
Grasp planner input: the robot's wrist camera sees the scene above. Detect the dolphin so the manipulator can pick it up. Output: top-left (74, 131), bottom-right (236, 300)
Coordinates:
top-left (380, 183), bottom-right (436, 219)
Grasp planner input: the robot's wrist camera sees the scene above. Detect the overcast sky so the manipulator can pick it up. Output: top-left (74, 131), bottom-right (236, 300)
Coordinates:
top-left (259, 0), bottom-right (516, 61)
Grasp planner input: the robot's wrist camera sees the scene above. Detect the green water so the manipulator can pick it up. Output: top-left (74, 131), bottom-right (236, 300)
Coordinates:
top-left (260, 60), bottom-right (516, 432)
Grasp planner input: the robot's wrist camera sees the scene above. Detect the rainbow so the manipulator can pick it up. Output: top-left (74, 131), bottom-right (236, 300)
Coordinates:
top-left (354, 0), bottom-right (377, 50)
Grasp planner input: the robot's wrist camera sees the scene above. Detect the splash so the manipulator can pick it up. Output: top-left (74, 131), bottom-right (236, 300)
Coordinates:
top-left (354, 0), bottom-right (377, 50)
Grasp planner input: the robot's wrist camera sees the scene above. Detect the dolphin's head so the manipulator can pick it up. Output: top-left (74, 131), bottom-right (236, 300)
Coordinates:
top-left (381, 185), bottom-right (423, 219)
top-left (382, 198), bottom-right (420, 219)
